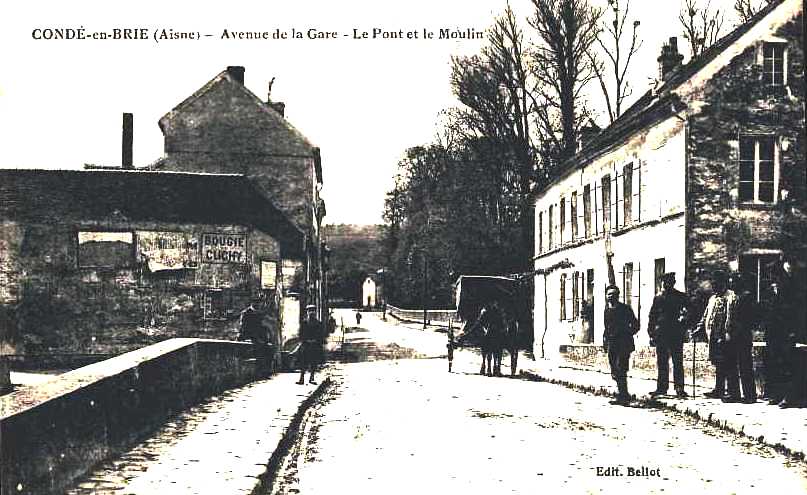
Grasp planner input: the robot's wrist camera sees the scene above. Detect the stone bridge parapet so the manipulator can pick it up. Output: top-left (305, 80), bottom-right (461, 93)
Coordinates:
top-left (0, 338), bottom-right (257, 495)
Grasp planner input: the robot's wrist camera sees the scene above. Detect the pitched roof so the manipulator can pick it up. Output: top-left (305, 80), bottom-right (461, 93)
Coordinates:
top-left (0, 169), bottom-right (305, 258)
top-left (158, 68), bottom-right (320, 166)
top-left (533, 0), bottom-right (788, 196)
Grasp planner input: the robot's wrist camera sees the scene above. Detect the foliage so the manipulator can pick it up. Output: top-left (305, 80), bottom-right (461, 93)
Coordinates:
top-left (324, 224), bottom-right (385, 305)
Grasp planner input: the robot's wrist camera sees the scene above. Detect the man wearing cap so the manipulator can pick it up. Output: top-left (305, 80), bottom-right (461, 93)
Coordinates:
top-left (297, 304), bottom-right (324, 385)
top-left (603, 285), bottom-right (639, 406)
top-left (648, 272), bottom-right (690, 398)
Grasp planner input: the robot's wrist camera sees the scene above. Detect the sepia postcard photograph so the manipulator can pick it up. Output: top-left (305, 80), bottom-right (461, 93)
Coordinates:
top-left (0, 0), bottom-right (805, 493)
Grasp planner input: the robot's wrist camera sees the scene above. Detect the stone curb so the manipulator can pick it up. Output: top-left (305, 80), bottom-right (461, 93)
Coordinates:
top-left (249, 374), bottom-right (332, 495)
top-left (519, 369), bottom-right (806, 463)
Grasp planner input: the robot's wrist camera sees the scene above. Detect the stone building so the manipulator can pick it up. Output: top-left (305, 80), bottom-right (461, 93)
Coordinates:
top-left (532, 0), bottom-right (805, 358)
top-left (152, 66), bottom-right (327, 333)
top-left (0, 169), bottom-right (304, 360)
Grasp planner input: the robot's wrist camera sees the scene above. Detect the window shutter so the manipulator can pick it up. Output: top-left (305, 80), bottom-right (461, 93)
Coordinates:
top-left (559, 273), bottom-right (566, 321)
top-left (566, 274), bottom-right (574, 321)
top-left (632, 161), bottom-right (641, 223)
top-left (634, 263), bottom-right (641, 315)
top-left (594, 182), bottom-right (601, 236)
top-left (611, 166), bottom-right (625, 230)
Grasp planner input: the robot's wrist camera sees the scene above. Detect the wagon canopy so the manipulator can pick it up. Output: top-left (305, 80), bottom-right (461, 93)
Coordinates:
top-left (454, 275), bottom-right (519, 322)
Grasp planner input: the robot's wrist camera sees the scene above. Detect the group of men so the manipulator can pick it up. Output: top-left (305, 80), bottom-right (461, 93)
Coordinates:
top-left (605, 267), bottom-right (804, 407)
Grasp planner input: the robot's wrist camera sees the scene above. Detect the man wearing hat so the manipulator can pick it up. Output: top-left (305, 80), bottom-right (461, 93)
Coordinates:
top-left (603, 285), bottom-right (639, 405)
top-left (297, 304), bottom-right (324, 385)
top-left (647, 272), bottom-right (690, 398)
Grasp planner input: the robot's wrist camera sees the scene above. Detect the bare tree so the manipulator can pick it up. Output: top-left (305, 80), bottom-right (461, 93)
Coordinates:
top-left (589, 0), bottom-right (642, 124)
top-left (734, 0), bottom-right (773, 24)
top-left (679, 0), bottom-right (725, 58)
top-left (528, 0), bottom-right (603, 161)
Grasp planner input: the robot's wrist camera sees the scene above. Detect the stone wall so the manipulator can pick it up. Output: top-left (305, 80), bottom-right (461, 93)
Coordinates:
top-left (0, 338), bottom-right (257, 495)
top-left (0, 219), bottom-right (283, 356)
top-left (685, 9), bottom-right (806, 292)
top-left (158, 74), bottom-right (317, 232)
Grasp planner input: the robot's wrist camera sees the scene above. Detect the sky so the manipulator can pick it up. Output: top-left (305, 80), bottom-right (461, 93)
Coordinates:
top-left (0, 0), bottom-right (744, 225)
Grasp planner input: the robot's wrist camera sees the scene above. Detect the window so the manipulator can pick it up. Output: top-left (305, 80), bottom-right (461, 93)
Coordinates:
top-left (623, 164), bottom-right (633, 226)
top-left (583, 185), bottom-right (592, 238)
top-left (762, 42), bottom-right (785, 87)
top-left (739, 135), bottom-right (777, 203)
top-left (601, 174), bottom-right (611, 231)
top-left (560, 197), bottom-right (566, 245)
top-left (654, 258), bottom-right (666, 295)
top-left (572, 271), bottom-right (580, 320)
top-left (560, 273), bottom-right (566, 320)
top-left (571, 192), bottom-right (578, 240)
top-left (538, 212), bottom-right (544, 253)
top-left (740, 253), bottom-right (780, 302)
top-left (548, 205), bottom-right (554, 249)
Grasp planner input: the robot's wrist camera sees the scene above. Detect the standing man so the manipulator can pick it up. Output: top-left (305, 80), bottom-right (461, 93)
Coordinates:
top-left (298, 304), bottom-right (324, 385)
top-left (604, 285), bottom-right (639, 406)
top-left (694, 270), bottom-right (736, 399)
top-left (725, 273), bottom-right (757, 403)
top-left (446, 324), bottom-right (455, 373)
top-left (240, 297), bottom-right (271, 378)
top-left (648, 273), bottom-right (689, 398)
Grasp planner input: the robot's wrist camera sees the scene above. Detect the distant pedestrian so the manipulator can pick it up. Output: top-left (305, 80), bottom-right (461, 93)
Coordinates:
top-left (724, 273), bottom-right (758, 404)
top-left (298, 304), bottom-right (324, 385)
top-left (603, 285), bottom-right (639, 406)
top-left (355, 310), bottom-right (363, 326)
top-left (240, 298), bottom-right (271, 378)
top-left (446, 325), bottom-right (455, 372)
top-left (648, 272), bottom-right (689, 398)
top-left (695, 270), bottom-right (736, 399)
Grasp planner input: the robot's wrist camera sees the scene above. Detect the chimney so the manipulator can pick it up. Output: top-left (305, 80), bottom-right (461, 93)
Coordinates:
top-left (657, 37), bottom-right (684, 81)
top-left (270, 101), bottom-right (286, 117)
top-left (226, 66), bottom-right (245, 85)
top-left (122, 113), bottom-right (133, 169)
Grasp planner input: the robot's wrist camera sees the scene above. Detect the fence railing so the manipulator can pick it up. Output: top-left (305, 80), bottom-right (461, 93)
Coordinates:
top-left (386, 305), bottom-right (461, 327)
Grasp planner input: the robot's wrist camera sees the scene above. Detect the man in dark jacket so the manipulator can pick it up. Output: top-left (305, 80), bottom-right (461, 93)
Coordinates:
top-left (240, 298), bottom-right (271, 378)
top-left (648, 272), bottom-right (689, 398)
top-left (724, 273), bottom-right (758, 403)
top-left (298, 304), bottom-right (324, 385)
top-left (604, 285), bottom-right (639, 406)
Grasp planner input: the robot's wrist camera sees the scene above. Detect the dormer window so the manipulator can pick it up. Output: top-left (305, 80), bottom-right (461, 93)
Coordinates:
top-left (762, 42), bottom-right (786, 87)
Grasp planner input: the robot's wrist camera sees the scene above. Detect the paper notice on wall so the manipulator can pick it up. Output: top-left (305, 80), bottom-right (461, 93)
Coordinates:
top-left (261, 260), bottom-right (278, 290)
top-left (137, 232), bottom-right (199, 272)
